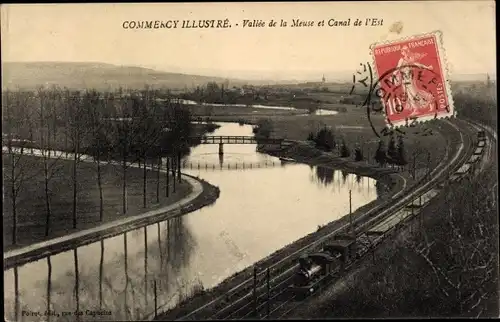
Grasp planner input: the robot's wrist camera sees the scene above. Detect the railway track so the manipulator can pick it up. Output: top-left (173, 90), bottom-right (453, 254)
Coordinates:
top-left (154, 119), bottom-right (481, 321)
top-left (260, 120), bottom-right (495, 320)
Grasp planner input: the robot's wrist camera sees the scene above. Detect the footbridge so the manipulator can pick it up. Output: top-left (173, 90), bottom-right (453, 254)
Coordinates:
top-left (189, 136), bottom-right (287, 154)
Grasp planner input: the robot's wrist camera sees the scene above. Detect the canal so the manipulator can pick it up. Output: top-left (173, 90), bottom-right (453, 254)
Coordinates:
top-left (4, 122), bottom-right (379, 322)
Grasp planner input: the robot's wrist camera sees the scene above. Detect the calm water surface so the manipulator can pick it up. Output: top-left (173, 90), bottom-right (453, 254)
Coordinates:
top-left (4, 122), bottom-right (379, 321)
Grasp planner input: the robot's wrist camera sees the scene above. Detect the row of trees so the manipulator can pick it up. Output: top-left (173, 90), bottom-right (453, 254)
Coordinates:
top-left (374, 135), bottom-right (407, 167)
top-left (308, 127), bottom-right (336, 151)
top-left (2, 87), bottom-right (194, 245)
top-left (252, 118), bottom-right (275, 139)
top-left (180, 82), bottom-right (245, 105)
top-left (454, 90), bottom-right (497, 128)
top-left (307, 127), bottom-right (407, 166)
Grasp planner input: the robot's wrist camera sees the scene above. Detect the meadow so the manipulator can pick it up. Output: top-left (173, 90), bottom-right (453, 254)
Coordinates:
top-left (3, 154), bottom-right (191, 250)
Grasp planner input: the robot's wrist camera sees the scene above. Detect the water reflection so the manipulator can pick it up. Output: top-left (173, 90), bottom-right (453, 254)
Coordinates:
top-left (4, 122), bottom-right (379, 321)
top-left (341, 170), bottom-right (349, 184)
top-left (4, 216), bottom-right (194, 322)
top-left (309, 166), bottom-right (379, 201)
top-left (314, 166), bottom-right (335, 186)
top-left (218, 153), bottom-right (224, 168)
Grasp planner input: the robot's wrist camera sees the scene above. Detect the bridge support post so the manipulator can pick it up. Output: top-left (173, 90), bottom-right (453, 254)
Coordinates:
top-left (219, 143), bottom-right (224, 155)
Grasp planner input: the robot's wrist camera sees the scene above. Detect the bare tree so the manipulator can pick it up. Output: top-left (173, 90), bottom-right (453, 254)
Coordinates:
top-left (163, 101), bottom-right (193, 190)
top-left (410, 170), bottom-right (498, 317)
top-left (109, 89), bottom-right (145, 214)
top-left (3, 90), bottom-right (32, 245)
top-left (63, 89), bottom-right (92, 229)
top-left (84, 90), bottom-right (111, 222)
top-left (36, 88), bottom-right (66, 236)
top-left (134, 88), bottom-right (164, 208)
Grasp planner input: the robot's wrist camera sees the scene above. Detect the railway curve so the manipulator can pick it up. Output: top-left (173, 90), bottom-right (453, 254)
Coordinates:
top-left (154, 118), bottom-right (483, 321)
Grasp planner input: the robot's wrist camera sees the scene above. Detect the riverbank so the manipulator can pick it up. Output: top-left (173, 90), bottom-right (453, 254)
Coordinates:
top-left (153, 117), bottom-right (449, 320)
top-left (3, 153), bottom-right (194, 250)
top-left (203, 112), bottom-right (448, 172)
top-left (265, 140), bottom-right (401, 183)
top-left (286, 119), bottom-right (498, 319)
top-left (289, 166), bottom-right (499, 319)
top-left (156, 144), bottom-right (407, 320)
top-left (4, 172), bottom-right (220, 270)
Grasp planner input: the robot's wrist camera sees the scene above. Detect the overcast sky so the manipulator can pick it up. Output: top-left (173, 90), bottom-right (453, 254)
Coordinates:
top-left (1, 1), bottom-right (496, 81)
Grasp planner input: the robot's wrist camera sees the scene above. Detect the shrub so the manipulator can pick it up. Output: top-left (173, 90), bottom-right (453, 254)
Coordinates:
top-left (354, 147), bottom-right (363, 161)
top-left (340, 140), bottom-right (351, 158)
top-left (253, 118), bottom-right (274, 138)
top-left (307, 132), bottom-right (315, 142)
top-left (375, 140), bottom-right (387, 166)
top-left (312, 127), bottom-right (336, 152)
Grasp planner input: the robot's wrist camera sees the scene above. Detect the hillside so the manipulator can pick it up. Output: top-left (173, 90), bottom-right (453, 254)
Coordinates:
top-left (2, 62), bottom-right (494, 92)
top-left (1, 62), bottom-right (270, 91)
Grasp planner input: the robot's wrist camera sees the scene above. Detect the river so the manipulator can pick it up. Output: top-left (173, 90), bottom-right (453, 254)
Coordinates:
top-left (3, 122), bottom-right (378, 322)
top-left (170, 98), bottom-right (338, 116)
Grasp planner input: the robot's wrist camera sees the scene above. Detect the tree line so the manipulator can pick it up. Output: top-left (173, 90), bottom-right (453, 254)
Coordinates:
top-left (307, 127), bottom-right (408, 167)
top-left (314, 162), bottom-right (498, 318)
top-left (2, 87), bottom-right (194, 245)
top-left (454, 90), bottom-right (497, 128)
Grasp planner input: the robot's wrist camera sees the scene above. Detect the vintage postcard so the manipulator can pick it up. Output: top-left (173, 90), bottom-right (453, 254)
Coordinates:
top-left (2, 2), bottom-right (497, 321)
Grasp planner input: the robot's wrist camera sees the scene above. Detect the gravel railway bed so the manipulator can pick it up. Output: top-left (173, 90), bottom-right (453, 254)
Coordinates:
top-left (155, 156), bottom-right (404, 320)
top-left (155, 119), bottom-right (469, 321)
top-left (287, 123), bottom-right (495, 319)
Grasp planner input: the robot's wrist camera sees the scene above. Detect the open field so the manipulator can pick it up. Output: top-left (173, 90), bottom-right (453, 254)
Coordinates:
top-left (155, 116), bottom-right (478, 321)
top-left (187, 104), bottom-right (307, 117)
top-left (210, 110), bottom-right (448, 172)
top-left (3, 154), bottom-right (192, 250)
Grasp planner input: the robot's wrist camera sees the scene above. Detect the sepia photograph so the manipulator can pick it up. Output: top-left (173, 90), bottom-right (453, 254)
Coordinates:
top-left (1, 1), bottom-right (497, 321)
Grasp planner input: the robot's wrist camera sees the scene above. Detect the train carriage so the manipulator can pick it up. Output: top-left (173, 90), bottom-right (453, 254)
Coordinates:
top-left (290, 128), bottom-right (489, 300)
top-left (473, 147), bottom-right (484, 155)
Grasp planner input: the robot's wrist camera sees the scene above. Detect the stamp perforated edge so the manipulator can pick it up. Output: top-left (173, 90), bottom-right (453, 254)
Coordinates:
top-left (368, 30), bottom-right (456, 129)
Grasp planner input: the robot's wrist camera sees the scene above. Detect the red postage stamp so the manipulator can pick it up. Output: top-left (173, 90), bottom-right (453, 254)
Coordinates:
top-left (370, 30), bottom-right (455, 128)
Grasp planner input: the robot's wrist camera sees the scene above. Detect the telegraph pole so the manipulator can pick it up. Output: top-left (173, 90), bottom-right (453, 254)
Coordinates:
top-left (412, 151), bottom-right (416, 179)
top-left (177, 151), bottom-right (182, 183)
top-left (266, 268), bottom-right (270, 318)
top-left (427, 151), bottom-right (431, 179)
top-left (349, 190), bottom-right (353, 235)
top-left (166, 157), bottom-right (170, 197)
top-left (253, 266), bottom-right (258, 318)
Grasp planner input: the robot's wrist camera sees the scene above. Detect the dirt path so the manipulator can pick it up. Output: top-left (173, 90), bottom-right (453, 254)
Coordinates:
top-left (3, 147), bottom-right (220, 269)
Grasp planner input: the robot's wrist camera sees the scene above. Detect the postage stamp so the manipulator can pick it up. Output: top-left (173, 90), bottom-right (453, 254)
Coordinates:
top-left (370, 30), bottom-right (455, 128)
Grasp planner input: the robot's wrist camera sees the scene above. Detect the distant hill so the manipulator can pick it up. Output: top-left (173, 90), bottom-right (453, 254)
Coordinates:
top-left (1, 62), bottom-right (277, 91)
top-left (451, 73), bottom-right (496, 83)
top-left (2, 62), bottom-right (495, 91)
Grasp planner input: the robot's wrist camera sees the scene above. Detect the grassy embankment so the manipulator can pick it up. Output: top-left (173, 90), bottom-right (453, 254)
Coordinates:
top-left (153, 105), bottom-right (456, 320)
top-left (290, 87), bottom-right (498, 318)
top-left (2, 122), bottom-right (219, 250)
top-left (2, 154), bottom-right (192, 250)
top-left (291, 167), bottom-right (498, 318)
top-left (190, 103), bottom-right (448, 175)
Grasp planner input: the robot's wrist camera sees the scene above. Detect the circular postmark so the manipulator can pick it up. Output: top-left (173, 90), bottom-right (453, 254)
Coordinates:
top-left (358, 62), bottom-right (449, 138)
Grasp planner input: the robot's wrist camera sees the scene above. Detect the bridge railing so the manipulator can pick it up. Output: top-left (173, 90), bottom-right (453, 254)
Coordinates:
top-left (188, 136), bottom-right (284, 145)
top-left (181, 160), bottom-right (283, 170)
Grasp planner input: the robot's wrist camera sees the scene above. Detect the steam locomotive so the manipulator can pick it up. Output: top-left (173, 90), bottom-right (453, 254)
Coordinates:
top-left (290, 233), bottom-right (382, 299)
top-left (290, 130), bottom-right (488, 299)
